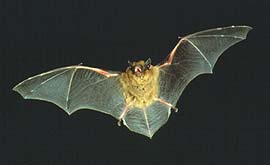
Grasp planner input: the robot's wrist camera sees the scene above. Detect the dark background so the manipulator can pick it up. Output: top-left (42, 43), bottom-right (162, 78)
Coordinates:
top-left (1, 0), bottom-right (269, 164)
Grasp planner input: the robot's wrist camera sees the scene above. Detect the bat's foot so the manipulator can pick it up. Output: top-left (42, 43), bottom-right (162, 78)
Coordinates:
top-left (171, 106), bottom-right (178, 112)
top-left (117, 103), bottom-right (132, 127)
top-left (155, 98), bottom-right (178, 112)
top-left (117, 119), bottom-right (122, 126)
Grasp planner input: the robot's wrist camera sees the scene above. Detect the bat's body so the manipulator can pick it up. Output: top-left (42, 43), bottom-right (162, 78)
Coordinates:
top-left (120, 61), bottom-right (159, 109)
top-left (13, 25), bottom-right (252, 138)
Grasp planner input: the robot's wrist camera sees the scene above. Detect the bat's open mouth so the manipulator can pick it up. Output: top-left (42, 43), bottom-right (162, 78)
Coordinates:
top-left (134, 65), bottom-right (142, 76)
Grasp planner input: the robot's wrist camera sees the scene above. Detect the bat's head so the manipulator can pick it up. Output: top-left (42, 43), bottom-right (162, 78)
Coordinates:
top-left (127, 58), bottom-right (152, 77)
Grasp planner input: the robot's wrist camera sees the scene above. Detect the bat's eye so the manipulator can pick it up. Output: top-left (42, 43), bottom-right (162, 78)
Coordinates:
top-left (145, 63), bottom-right (151, 70)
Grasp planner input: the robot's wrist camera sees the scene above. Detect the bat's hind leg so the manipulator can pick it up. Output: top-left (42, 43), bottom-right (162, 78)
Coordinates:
top-left (117, 104), bottom-right (129, 126)
top-left (117, 99), bottom-right (136, 126)
top-left (155, 98), bottom-right (178, 112)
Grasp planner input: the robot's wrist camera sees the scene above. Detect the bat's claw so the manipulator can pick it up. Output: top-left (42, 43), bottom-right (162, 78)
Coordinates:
top-left (155, 98), bottom-right (178, 112)
top-left (117, 119), bottom-right (122, 126)
top-left (172, 106), bottom-right (178, 112)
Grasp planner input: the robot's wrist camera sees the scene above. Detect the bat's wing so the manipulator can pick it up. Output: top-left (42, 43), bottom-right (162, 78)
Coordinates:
top-left (13, 65), bottom-right (125, 118)
top-left (115, 25), bottom-right (252, 138)
top-left (14, 65), bottom-right (170, 138)
top-left (158, 25), bottom-right (252, 106)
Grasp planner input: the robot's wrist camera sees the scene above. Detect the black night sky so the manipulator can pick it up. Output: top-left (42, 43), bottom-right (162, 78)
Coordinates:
top-left (1, 0), bottom-right (269, 164)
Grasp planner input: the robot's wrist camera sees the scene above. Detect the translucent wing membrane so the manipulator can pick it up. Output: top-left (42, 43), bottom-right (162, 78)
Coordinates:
top-left (159, 25), bottom-right (252, 106)
top-left (123, 102), bottom-right (170, 138)
top-left (13, 65), bottom-right (125, 117)
top-left (13, 65), bottom-right (169, 138)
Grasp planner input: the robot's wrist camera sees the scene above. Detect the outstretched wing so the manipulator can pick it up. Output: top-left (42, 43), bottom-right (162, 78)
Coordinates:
top-left (158, 25), bottom-right (252, 106)
top-left (13, 65), bottom-right (125, 118)
top-left (13, 64), bottom-right (167, 138)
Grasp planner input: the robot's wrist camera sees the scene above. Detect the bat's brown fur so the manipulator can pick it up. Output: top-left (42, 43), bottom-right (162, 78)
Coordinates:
top-left (120, 60), bottom-right (159, 109)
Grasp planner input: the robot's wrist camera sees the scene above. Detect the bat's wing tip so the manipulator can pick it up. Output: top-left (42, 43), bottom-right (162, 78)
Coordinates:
top-left (12, 84), bottom-right (19, 91)
top-left (12, 86), bottom-right (16, 91)
top-left (246, 26), bottom-right (253, 30)
top-left (241, 25), bottom-right (253, 39)
top-left (230, 25), bottom-right (253, 40)
top-left (12, 85), bottom-right (24, 97)
top-left (235, 25), bottom-right (253, 29)
top-left (12, 83), bottom-right (31, 99)
top-left (229, 25), bottom-right (252, 30)
top-left (242, 25), bottom-right (253, 32)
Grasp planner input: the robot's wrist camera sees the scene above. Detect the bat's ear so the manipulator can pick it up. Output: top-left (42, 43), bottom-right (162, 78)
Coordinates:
top-left (145, 58), bottom-right (151, 70)
top-left (128, 60), bottom-right (133, 67)
top-left (145, 58), bottom-right (151, 65)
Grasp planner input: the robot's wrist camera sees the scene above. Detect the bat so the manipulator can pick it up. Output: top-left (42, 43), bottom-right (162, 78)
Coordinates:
top-left (13, 25), bottom-right (252, 138)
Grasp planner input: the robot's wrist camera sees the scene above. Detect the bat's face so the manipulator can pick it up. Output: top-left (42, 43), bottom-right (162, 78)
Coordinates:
top-left (127, 58), bottom-right (152, 77)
